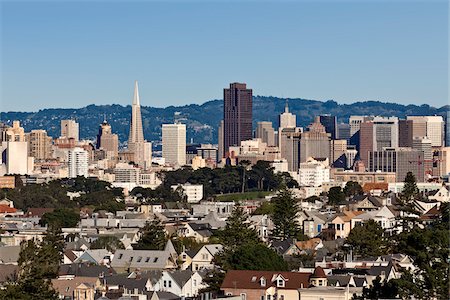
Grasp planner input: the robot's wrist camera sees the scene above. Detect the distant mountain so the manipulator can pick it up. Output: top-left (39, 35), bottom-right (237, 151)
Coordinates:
top-left (1, 96), bottom-right (448, 145)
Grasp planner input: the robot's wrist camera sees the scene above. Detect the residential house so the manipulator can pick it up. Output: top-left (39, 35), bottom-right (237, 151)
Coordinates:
top-left (178, 249), bottom-right (197, 271)
top-left (191, 244), bottom-right (223, 271)
top-left (328, 211), bottom-right (364, 239)
top-left (351, 206), bottom-right (397, 234)
top-left (51, 277), bottom-right (101, 300)
top-left (221, 269), bottom-right (323, 300)
top-left (153, 269), bottom-right (207, 298)
top-left (111, 247), bottom-right (177, 273)
top-left (271, 238), bottom-right (300, 258)
top-left (297, 211), bottom-right (327, 238)
top-left (428, 185), bottom-right (450, 202)
top-left (177, 222), bottom-right (213, 243)
top-left (249, 214), bottom-right (273, 242)
top-left (74, 249), bottom-right (111, 265)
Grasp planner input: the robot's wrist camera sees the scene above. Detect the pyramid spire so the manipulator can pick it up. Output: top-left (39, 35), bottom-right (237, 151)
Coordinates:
top-left (133, 80), bottom-right (140, 106)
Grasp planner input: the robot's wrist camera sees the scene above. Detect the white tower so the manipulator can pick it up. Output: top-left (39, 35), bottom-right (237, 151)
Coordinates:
top-left (128, 81), bottom-right (146, 167)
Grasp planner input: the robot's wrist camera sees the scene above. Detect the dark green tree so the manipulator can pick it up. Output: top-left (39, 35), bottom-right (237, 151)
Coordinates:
top-left (0, 226), bottom-right (63, 300)
top-left (91, 236), bottom-right (125, 252)
top-left (217, 242), bottom-right (288, 271)
top-left (271, 188), bottom-right (300, 239)
top-left (343, 181), bottom-right (363, 197)
top-left (215, 206), bottom-right (260, 250)
top-left (40, 208), bottom-right (80, 228)
top-left (346, 220), bottom-right (387, 258)
top-left (134, 216), bottom-right (167, 250)
top-left (352, 276), bottom-right (399, 300)
top-left (327, 186), bottom-right (346, 206)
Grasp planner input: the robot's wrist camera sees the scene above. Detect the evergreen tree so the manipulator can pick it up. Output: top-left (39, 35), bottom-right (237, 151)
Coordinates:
top-left (134, 216), bottom-right (167, 250)
top-left (0, 226), bottom-right (63, 300)
top-left (327, 186), bottom-right (346, 206)
top-left (271, 188), bottom-right (300, 239)
top-left (215, 206), bottom-right (259, 250)
top-left (346, 220), bottom-right (387, 258)
top-left (91, 236), bottom-right (125, 252)
top-left (343, 181), bottom-right (363, 197)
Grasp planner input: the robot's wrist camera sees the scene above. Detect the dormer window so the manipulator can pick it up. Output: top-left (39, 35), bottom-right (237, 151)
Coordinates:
top-left (260, 277), bottom-right (266, 287)
top-left (277, 278), bottom-right (285, 287)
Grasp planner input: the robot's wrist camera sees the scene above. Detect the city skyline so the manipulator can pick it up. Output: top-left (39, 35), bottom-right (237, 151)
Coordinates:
top-left (1, 1), bottom-right (448, 111)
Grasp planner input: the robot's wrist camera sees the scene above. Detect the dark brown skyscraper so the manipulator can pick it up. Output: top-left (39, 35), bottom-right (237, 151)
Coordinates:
top-left (223, 82), bottom-right (253, 155)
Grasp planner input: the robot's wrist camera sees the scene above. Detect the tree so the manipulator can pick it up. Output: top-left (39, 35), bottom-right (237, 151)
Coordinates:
top-left (238, 160), bottom-right (252, 193)
top-left (91, 236), bottom-right (125, 252)
top-left (343, 181), bottom-right (363, 197)
top-left (352, 276), bottom-right (399, 300)
top-left (134, 216), bottom-right (167, 250)
top-left (401, 172), bottom-right (419, 202)
top-left (252, 201), bottom-right (274, 215)
top-left (327, 186), bottom-right (346, 206)
top-left (271, 188), bottom-right (300, 239)
top-left (0, 226), bottom-right (64, 300)
top-left (217, 242), bottom-right (288, 271)
top-left (346, 220), bottom-right (387, 258)
top-left (40, 208), bottom-right (80, 228)
top-left (215, 206), bottom-right (260, 250)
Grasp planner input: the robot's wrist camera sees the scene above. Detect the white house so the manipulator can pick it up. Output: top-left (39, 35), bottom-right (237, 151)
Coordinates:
top-left (153, 270), bottom-right (206, 298)
top-left (297, 157), bottom-right (330, 187)
top-left (351, 206), bottom-right (397, 234)
top-left (171, 183), bottom-right (203, 203)
top-left (191, 244), bottom-right (223, 271)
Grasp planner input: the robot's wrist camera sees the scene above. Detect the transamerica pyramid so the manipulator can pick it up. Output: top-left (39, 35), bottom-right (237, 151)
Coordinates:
top-left (128, 81), bottom-right (145, 166)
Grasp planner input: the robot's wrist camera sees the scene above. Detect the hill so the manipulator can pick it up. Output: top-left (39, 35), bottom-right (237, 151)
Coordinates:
top-left (1, 97), bottom-right (448, 144)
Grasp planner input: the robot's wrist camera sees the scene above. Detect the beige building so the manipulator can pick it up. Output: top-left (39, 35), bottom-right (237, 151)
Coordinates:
top-left (61, 119), bottom-right (79, 142)
top-left (96, 120), bottom-right (119, 160)
top-left (407, 116), bottom-right (444, 147)
top-left (26, 129), bottom-right (52, 160)
top-left (162, 123), bottom-right (186, 167)
top-left (331, 169), bottom-right (396, 185)
top-left (1, 121), bottom-right (25, 142)
top-left (256, 121), bottom-right (275, 146)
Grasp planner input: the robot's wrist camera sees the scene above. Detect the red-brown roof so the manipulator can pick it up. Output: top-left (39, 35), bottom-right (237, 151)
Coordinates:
top-left (26, 207), bottom-right (54, 217)
top-left (0, 205), bottom-right (17, 213)
top-left (221, 270), bottom-right (311, 290)
top-left (363, 183), bottom-right (389, 192)
top-left (311, 266), bottom-right (326, 278)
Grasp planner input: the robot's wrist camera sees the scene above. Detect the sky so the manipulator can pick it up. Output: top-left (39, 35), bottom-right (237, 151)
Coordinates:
top-left (0, 0), bottom-right (448, 112)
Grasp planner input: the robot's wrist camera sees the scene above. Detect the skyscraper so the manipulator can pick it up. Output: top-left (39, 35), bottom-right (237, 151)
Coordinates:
top-left (256, 121), bottom-right (275, 146)
top-left (359, 117), bottom-right (399, 168)
top-left (61, 119), bottom-right (79, 142)
top-left (68, 147), bottom-right (88, 178)
top-left (319, 115), bottom-right (337, 140)
top-left (223, 83), bottom-right (253, 156)
top-left (299, 117), bottom-right (330, 163)
top-left (279, 101), bottom-right (296, 129)
top-left (218, 120), bottom-right (224, 160)
top-left (162, 123), bottom-right (186, 167)
top-left (128, 81), bottom-right (146, 167)
top-left (407, 116), bottom-right (445, 147)
top-left (97, 119), bottom-right (119, 160)
top-left (398, 119), bottom-right (413, 147)
top-left (27, 129), bottom-right (52, 160)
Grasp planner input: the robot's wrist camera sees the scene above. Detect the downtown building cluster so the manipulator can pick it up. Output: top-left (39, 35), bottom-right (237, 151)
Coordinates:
top-left (0, 82), bottom-right (448, 300)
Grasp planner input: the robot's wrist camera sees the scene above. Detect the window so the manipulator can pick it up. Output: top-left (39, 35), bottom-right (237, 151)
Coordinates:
top-left (153, 257), bottom-right (158, 263)
top-left (277, 279), bottom-right (285, 287)
top-left (118, 254), bottom-right (123, 259)
top-left (267, 295), bottom-right (271, 300)
top-left (318, 280), bottom-right (323, 286)
top-left (168, 281), bottom-right (172, 288)
top-left (145, 257), bottom-right (150, 263)
top-left (260, 277), bottom-right (266, 287)
top-left (137, 256), bottom-right (142, 263)
top-left (129, 257), bottom-right (133, 262)
top-left (182, 254), bottom-right (186, 260)
top-left (193, 279), bottom-right (197, 286)
top-left (280, 296), bottom-right (285, 300)
top-left (163, 280), bottom-right (167, 288)
top-left (202, 253), bottom-right (208, 260)
top-left (240, 293), bottom-right (246, 300)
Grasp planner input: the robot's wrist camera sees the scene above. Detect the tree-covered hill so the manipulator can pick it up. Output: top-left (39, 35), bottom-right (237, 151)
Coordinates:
top-left (1, 97), bottom-right (448, 144)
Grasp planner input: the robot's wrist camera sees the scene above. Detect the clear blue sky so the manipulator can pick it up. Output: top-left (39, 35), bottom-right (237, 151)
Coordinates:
top-left (1, 0), bottom-right (448, 112)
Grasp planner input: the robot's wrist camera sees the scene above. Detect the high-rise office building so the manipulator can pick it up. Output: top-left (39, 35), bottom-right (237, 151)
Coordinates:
top-left (68, 147), bottom-right (88, 178)
top-left (412, 137), bottom-right (433, 176)
top-left (223, 83), bottom-right (253, 156)
top-left (97, 119), bottom-right (119, 159)
top-left (279, 127), bottom-right (302, 171)
top-left (162, 123), bottom-right (186, 167)
top-left (330, 139), bottom-right (347, 167)
top-left (279, 101), bottom-right (296, 129)
top-left (299, 117), bottom-right (330, 164)
top-left (2, 141), bottom-right (30, 175)
top-left (128, 81), bottom-right (146, 167)
top-left (359, 117), bottom-right (399, 168)
top-left (349, 116), bottom-right (374, 137)
top-left (319, 115), bottom-right (337, 140)
top-left (446, 111), bottom-right (450, 147)
top-left (1, 121), bottom-right (25, 142)
top-left (256, 122), bottom-right (275, 146)
top-left (337, 123), bottom-right (350, 141)
top-left (61, 119), bottom-right (79, 142)
top-left (407, 116), bottom-right (445, 147)
top-left (368, 148), bottom-right (425, 182)
top-left (218, 120), bottom-right (224, 160)
top-left (27, 130), bottom-right (52, 160)
top-left (398, 119), bottom-right (413, 147)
